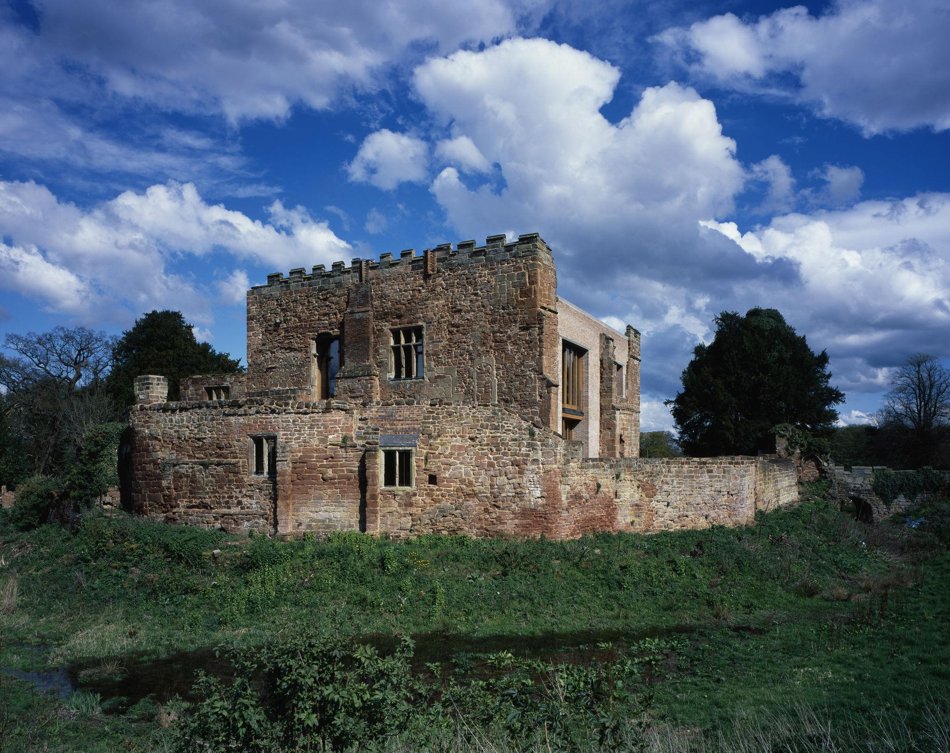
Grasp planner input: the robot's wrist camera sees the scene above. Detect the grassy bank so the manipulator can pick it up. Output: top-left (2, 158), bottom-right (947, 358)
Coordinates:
top-left (0, 483), bottom-right (947, 751)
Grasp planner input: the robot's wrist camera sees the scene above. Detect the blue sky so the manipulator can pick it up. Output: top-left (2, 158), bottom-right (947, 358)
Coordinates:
top-left (1, 0), bottom-right (948, 430)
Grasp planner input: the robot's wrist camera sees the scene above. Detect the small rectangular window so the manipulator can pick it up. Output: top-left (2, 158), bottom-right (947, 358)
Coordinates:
top-left (390, 326), bottom-right (424, 380)
top-left (250, 436), bottom-right (277, 477)
top-left (382, 448), bottom-right (413, 488)
top-left (206, 385), bottom-right (230, 401)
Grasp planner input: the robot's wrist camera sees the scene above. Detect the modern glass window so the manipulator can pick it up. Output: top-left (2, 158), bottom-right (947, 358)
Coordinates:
top-left (562, 342), bottom-right (586, 414)
top-left (390, 326), bottom-right (424, 380)
top-left (382, 448), bottom-right (413, 487)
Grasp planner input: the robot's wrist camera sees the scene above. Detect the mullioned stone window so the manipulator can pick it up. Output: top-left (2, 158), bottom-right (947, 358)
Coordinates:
top-left (206, 385), bottom-right (230, 401)
top-left (390, 326), bottom-right (424, 380)
top-left (382, 449), bottom-right (413, 488)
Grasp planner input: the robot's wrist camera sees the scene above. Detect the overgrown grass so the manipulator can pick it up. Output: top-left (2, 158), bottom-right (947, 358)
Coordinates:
top-left (0, 482), bottom-right (947, 751)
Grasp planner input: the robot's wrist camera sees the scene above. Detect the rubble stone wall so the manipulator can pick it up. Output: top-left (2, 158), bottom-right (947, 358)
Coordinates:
top-left (245, 234), bottom-right (560, 428)
top-left (129, 399), bottom-right (798, 538)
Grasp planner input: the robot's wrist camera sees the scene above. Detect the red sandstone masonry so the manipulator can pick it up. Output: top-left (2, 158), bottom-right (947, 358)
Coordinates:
top-left (129, 397), bottom-right (797, 538)
top-left (127, 233), bottom-right (795, 539)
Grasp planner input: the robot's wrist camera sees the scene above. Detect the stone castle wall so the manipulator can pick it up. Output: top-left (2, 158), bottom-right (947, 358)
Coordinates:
top-left (245, 234), bottom-right (562, 427)
top-left (129, 397), bottom-right (797, 538)
top-left (125, 232), bottom-right (795, 539)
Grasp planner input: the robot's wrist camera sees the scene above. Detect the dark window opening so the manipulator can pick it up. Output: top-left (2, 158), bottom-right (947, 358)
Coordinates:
top-left (562, 417), bottom-right (581, 441)
top-left (312, 335), bottom-right (341, 399)
top-left (250, 436), bottom-right (277, 477)
top-left (391, 326), bottom-right (424, 380)
top-left (206, 385), bottom-right (230, 401)
top-left (383, 449), bottom-right (413, 487)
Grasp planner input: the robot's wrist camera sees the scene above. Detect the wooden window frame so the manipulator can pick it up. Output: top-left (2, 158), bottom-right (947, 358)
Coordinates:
top-left (381, 448), bottom-right (414, 488)
top-left (561, 341), bottom-right (586, 416)
top-left (311, 334), bottom-right (341, 400)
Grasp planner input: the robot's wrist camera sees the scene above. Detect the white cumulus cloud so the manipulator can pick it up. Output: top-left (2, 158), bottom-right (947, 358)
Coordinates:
top-left (703, 193), bottom-right (950, 369)
top-left (19, 0), bottom-right (541, 122)
top-left (657, 0), bottom-right (950, 134)
top-left (347, 130), bottom-right (429, 190)
top-left (414, 39), bottom-right (745, 275)
top-left (0, 180), bottom-right (350, 323)
top-left (435, 136), bottom-right (492, 174)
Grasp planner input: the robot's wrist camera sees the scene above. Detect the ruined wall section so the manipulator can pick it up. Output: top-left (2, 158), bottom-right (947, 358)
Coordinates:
top-left (245, 234), bottom-right (557, 427)
top-left (559, 456), bottom-right (798, 536)
top-left (130, 393), bottom-right (798, 539)
top-left (128, 399), bottom-right (364, 535)
top-left (180, 374), bottom-right (247, 402)
top-left (754, 456), bottom-right (799, 513)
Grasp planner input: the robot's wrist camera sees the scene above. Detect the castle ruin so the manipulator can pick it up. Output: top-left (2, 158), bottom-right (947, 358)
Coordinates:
top-left (127, 233), bottom-right (797, 538)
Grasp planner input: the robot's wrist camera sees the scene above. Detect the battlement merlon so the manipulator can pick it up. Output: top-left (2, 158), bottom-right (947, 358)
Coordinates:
top-left (251, 233), bottom-right (551, 294)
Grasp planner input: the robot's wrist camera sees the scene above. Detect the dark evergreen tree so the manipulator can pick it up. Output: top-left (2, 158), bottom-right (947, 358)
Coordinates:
top-left (107, 310), bottom-right (242, 406)
top-left (668, 308), bottom-right (844, 456)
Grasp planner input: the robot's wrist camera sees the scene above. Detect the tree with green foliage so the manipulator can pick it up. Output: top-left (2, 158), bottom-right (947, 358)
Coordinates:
top-left (668, 308), bottom-right (844, 457)
top-left (639, 431), bottom-right (682, 458)
top-left (107, 310), bottom-right (242, 405)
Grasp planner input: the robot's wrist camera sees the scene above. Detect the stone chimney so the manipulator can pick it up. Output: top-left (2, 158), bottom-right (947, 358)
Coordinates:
top-left (135, 375), bottom-right (169, 405)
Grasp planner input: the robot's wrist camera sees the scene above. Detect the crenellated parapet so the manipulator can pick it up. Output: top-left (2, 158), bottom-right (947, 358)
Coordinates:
top-left (252, 233), bottom-right (550, 293)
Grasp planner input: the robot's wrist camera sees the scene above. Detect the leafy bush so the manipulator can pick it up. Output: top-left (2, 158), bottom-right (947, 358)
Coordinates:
top-left (63, 422), bottom-right (126, 508)
top-left (4, 474), bottom-right (62, 530)
top-left (176, 636), bottom-right (421, 752)
top-left (773, 423), bottom-right (830, 457)
top-left (176, 635), bottom-right (660, 753)
top-left (872, 468), bottom-right (949, 506)
top-left (76, 512), bottom-right (225, 569)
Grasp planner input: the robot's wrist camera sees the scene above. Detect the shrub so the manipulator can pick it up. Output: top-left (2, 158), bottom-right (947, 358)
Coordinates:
top-left (176, 636), bottom-right (421, 752)
top-left (873, 468), bottom-right (948, 507)
top-left (63, 421), bottom-right (126, 509)
top-left (5, 474), bottom-right (62, 530)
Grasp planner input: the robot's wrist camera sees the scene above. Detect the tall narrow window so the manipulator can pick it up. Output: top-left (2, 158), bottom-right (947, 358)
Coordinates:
top-left (390, 326), bottom-right (424, 380)
top-left (250, 436), bottom-right (277, 477)
top-left (614, 363), bottom-right (625, 399)
top-left (562, 342), bottom-right (586, 414)
top-left (311, 335), bottom-right (340, 399)
top-left (382, 448), bottom-right (413, 487)
top-left (562, 341), bottom-right (586, 441)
